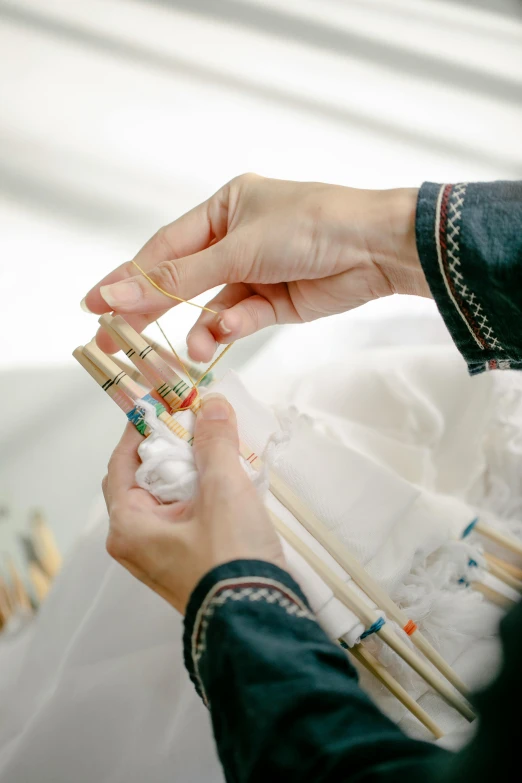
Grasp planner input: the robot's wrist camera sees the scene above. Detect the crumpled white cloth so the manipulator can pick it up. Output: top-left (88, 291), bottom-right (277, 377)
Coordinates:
top-left (135, 385), bottom-right (377, 647)
top-left (136, 370), bottom-right (483, 648)
top-left (1, 334), bottom-right (521, 782)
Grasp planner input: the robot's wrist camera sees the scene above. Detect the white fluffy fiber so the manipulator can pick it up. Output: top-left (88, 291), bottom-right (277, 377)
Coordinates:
top-left (135, 395), bottom-right (263, 503)
top-left (134, 366), bottom-right (522, 742)
top-left (136, 417), bottom-right (198, 502)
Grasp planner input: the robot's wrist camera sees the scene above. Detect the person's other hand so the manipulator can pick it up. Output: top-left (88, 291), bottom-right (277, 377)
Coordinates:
top-left (103, 394), bottom-right (285, 614)
top-left (84, 175), bottom-right (428, 362)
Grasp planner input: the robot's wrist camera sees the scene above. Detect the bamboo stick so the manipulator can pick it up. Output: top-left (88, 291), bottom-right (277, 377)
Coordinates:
top-left (111, 355), bottom-right (150, 388)
top-left (472, 582), bottom-right (516, 610)
top-left (270, 512), bottom-right (475, 722)
top-left (0, 576), bottom-right (13, 627)
top-left (73, 347), bottom-right (137, 417)
top-left (31, 511), bottom-right (62, 580)
top-left (76, 335), bottom-right (473, 717)
top-left (484, 558), bottom-right (522, 593)
top-left (484, 552), bottom-right (522, 582)
top-left (144, 334), bottom-right (213, 385)
top-left (347, 644), bottom-right (444, 739)
top-left (83, 340), bottom-right (148, 400)
top-left (7, 558), bottom-right (32, 612)
top-left (263, 465), bottom-right (470, 699)
top-left (475, 521), bottom-right (522, 558)
top-left (28, 562), bottom-right (51, 603)
top-left (81, 342), bottom-right (192, 443)
top-left (99, 315), bottom-right (198, 413)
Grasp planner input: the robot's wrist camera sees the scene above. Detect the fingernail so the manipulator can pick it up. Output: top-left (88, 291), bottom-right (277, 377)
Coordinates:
top-left (101, 281), bottom-right (142, 309)
top-left (217, 317), bottom-right (232, 335)
top-left (80, 297), bottom-right (92, 313)
top-left (200, 393), bottom-right (229, 420)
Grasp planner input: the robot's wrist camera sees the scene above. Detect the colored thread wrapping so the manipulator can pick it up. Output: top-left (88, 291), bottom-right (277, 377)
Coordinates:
top-left (461, 517), bottom-right (478, 539)
top-left (403, 619), bottom-right (417, 636)
top-left (360, 616), bottom-right (386, 640)
top-left (126, 393), bottom-right (166, 435)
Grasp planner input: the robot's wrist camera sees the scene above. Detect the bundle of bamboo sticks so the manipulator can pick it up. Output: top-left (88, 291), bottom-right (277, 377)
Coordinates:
top-left (0, 512), bottom-right (62, 631)
top-left (73, 315), bottom-right (522, 738)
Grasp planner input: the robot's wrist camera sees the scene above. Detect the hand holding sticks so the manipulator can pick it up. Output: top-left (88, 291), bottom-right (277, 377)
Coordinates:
top-left (74, 317), bottom-right (482, 732)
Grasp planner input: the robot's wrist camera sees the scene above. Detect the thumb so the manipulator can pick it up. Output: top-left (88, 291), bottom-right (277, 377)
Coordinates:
top-left (99, 244), bottom-right (228, 314)
top-left (194, 394), bottom-right (245, 491)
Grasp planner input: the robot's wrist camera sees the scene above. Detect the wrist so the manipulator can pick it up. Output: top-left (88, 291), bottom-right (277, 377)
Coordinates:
top-left (371, 187), bottom-right (431, 298)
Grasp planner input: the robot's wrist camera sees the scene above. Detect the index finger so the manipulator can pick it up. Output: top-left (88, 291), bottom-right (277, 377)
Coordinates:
top-left (83, 194), bottom-right (222, 315)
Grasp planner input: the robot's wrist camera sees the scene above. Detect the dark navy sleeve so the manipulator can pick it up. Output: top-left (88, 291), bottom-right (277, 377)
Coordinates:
top-left (416, 181), bottom-right (522, 374)
top-left (183, 559), bottom-right (445, 783)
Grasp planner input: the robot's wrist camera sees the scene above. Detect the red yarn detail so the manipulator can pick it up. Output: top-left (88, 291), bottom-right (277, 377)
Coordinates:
top-left (180, 388), bottom-right (198, 409)
top-left (403, 619), bottom-right (417, 636)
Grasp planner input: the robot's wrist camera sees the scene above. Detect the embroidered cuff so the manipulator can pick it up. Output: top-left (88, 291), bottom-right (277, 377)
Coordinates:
top-left (416, 182), bottom-right (522, 374)
top-left (183, 559), bottom-right (316, 705)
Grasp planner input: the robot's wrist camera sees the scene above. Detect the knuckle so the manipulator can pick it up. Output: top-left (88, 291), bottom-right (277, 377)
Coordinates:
top-left (242, 300), bottom-right (260, 331)
top-left (106, 530), bottom-right (126, 561)
top-left (230, 171), bottom-right (259, 187)
top-left (153, 259), bottom-right (183, 295)
top-left (220, 235), bottom-right (245, 283)
top-left (106, 507), bottom-right (136, 562)
top-left (151, 225), bottom-right (175, 258)
top-left (107, 451), bottom-right (118, 475)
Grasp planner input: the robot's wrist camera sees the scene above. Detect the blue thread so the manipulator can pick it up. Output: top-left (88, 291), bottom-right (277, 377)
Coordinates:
top-left (458, 577), bottom-right (469, 586)
top-left (126, 393), bottom-right (167, 435)
top-left (462, 517), bottom-right (478, 539)
top-left (468, 558), bottom-right (478, 568)
top-left (126, 405), bottom-right (147, 435)
top-left (360, 616), bottom-right (385, 640)
top-left (339, 639), bottom-right (349, 650)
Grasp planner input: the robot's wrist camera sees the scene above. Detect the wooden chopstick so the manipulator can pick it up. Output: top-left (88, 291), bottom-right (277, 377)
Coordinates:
top-left (484, 552), bottom-right (522, 582)
top-left (270, 512), bottom-right (475, 723)
top-left (347, 644), bottom-right (444, 739)
top-left (76, 333), bottom-right (475, 721)
top-left (475, 521), bottom-right (522, 559)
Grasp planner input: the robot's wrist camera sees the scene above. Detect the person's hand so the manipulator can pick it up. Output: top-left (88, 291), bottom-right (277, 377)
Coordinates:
top-left (84, 175), bottom-right (428, 362)
top-left (103, 394), bottom-right (285, 614)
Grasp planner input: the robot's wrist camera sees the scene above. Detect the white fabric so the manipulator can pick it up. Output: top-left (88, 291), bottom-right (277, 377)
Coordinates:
top-left (1, 335), bottom-right (521, 781)
top-left (136, 422), bottom-right (197, 502)
top-left (135, 368), bottom-right (514, 721)
top-left (136, 382), bottom-right (376, 648)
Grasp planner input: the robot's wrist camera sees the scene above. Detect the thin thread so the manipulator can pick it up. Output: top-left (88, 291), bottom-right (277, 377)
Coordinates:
top-left (195, 343), bottom-right (234, 387)
top-left (131, 260), bottom-right (218, 314)
top-left (155, 319), bottom-right (195, 386)
top-left (131, 258), bottom-right (235, 392)
top-left (403, 619), bottom-right (417, 636)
